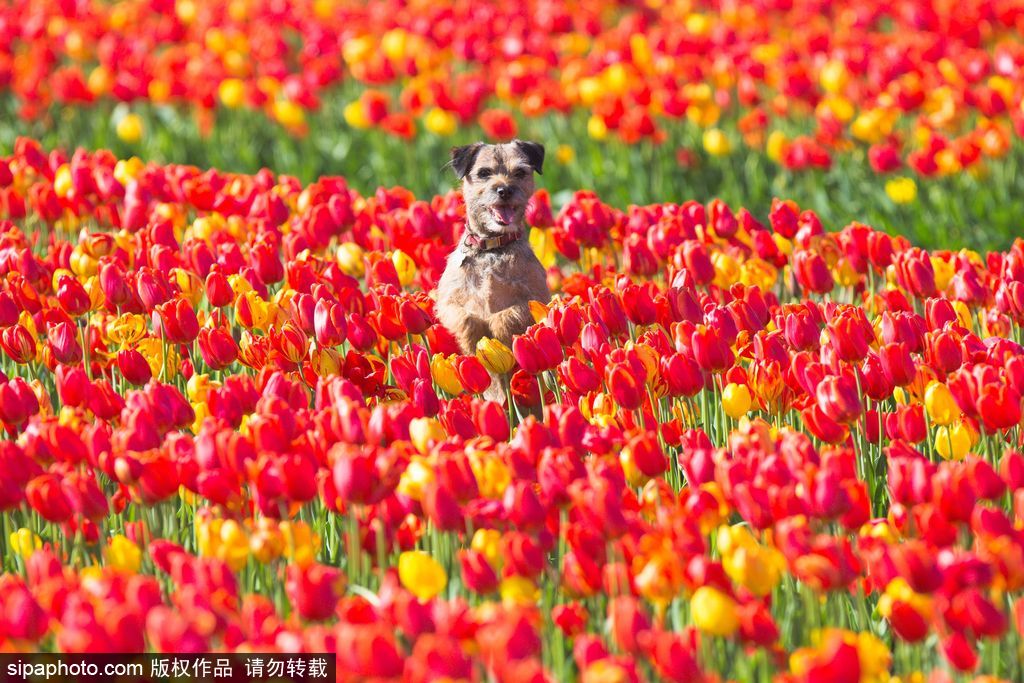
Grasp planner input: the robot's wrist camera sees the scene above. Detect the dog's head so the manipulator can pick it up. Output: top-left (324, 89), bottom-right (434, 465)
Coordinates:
top-left (450, 140), bottom-right (544, 237)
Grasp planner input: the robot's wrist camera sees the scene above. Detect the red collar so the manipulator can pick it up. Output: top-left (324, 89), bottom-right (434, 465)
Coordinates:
top-left (465, 230), bottom-right (523, 251)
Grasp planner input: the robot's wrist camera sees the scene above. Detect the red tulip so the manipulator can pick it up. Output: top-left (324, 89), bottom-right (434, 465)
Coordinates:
top-left (117, 348), bottom-right (153, 385)
top-left (26, 473), bottom-right (73, 522)
top-left (458, 550), bottom-right (499, 594)
top-left (314, 299), bottom-right (347, 348)
top-left (1, 324), bottom-right (37, 364)
top-left (285, 563), bottom-right (345, 621)
top-left (606, 363), bottom-right (644, 411)
top-left (47, 321), bottom-right (83, 365)
top-left (197, 327), bottom-right (238, 370)
top-left (157, 299), bottom-right (200, 344)
top-left (452, 356), bottom-right (491, 394)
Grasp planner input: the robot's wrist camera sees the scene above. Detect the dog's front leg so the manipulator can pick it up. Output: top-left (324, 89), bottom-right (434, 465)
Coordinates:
top-left (451, 314), bottom-right (491, 356)
top-left (488, 303), bottom-right (534, 347)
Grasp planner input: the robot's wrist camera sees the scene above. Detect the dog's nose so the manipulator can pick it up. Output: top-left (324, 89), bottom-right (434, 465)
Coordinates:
top-left (495, 185), bottom-right (510, 199)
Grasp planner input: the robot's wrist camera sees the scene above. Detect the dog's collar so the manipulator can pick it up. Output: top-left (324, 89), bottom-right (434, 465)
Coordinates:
top-left (465, 230), bottom-right (523, 251)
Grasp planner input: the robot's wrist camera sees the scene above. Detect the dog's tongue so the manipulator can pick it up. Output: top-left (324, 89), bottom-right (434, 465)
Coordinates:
top-left (493, 205), bottom-right (517, 225)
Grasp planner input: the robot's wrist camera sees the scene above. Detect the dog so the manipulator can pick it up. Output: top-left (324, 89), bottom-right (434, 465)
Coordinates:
top-left (435, 140), bottom-right (551, 376)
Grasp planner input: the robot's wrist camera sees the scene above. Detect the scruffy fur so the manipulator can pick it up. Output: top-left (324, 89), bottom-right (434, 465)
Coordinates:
top-left (436, 140), bottom-right (551, 360)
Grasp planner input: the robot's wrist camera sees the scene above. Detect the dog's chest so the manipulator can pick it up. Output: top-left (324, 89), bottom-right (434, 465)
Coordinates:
top-left (458, 250), bottom-right (522, 312)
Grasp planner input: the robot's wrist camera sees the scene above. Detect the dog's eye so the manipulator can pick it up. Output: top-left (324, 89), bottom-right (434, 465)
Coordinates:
top-left (512, 168), bottom-right (528, 179)
top-left (476, 169), bottom-right (493, 180)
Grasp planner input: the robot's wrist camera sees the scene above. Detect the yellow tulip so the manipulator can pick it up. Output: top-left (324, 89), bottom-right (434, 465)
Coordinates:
top-left (471, 528), bottom-right (503, 566)
top-left (381, 28), bottom-right (409, 61)
top-left (409, 417), bottom-right (446, 454)
top-left (139, 337), bottom-right (180, 379)
top-left (336, 242), bottom-right (365, 277)
top-left (587, 115), bottom-right (608, 141)
top-left (766, 130), bottom-right (788, 163)
top-left (218, 519), bottom-right (250, 571)
top-left (397, 456), bottom-right (435, 501)
top-left (500, 575), bottom-right (540, 606)
top-left (529, 227), bottom-right (557, 268)
top-left (187, 373), bottom-right (219, 403)
top-left (107, 535), bottom-right (142, 573)
top-left (718, 525), bottom-right (784, 596)
top-left (106, 314), bottom-right (148, 348)
top-left (249, 519), bottom-right (285, 564)
top-left (391, 249), bottom-right (416, 287)
top-left (924, 381), bottom-right (958, 426)
top-left (691, 585), bottom-right (740, 637)
top-left (819, 60), bottom-right (849, 93)
top-left (218, 78), bottom-right (246, 108)
top-left (54, 164), bottom-right (73, 198)
top-left (935, 422), bottom-right (971, 460)
top-left (280, 520), bottom-right (321, 568)
top-left (722, 383), bottom-right (752, 419)
top-left (87, 65), bottom-right (113, 96)
top-left (343, 101), bottom-right (371, 130)
top-left (703, 128), bottom-right (732, 156)
top-left (398, 551), bottom-right (447, 601)
top-left (885, 177), bottom-right (917, 205)
top-left (113, 157), bottom-right (144, 186)
top-left (423, 108), bottom-right (457, 137)
top-left (476, 337), bottom-right (515, 375)
top-left (116, 113), bottom-right (144, 144)
top-left (273, 100), bottom-right (306, 130)
top-left (430, 354), bottom-right (464, 395)
top-left (9, 528), bottom-right (42, 560)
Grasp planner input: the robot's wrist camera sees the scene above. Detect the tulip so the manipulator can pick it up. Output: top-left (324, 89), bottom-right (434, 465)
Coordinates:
top-left (409, 417), bottom-right (445, 454)
top-left (430, 354), bottom-right (463, 395)
top-left (157, 299), bottom-right (200, 343)
top-left (196, 328), bottom-right (236, 371)
top-left (25, 473), bottom-right (73, 523)
top-left (8, 528), bottom-right (42, 560)
top-left (606, 364), bottom-right (644, 411)
top-left (314, 299), bottom-right (347, 348)
top-left (817, 373), bottom-right (862, 423)
top-left (106, 535), bottom-right (142, 573)
top-left (1, 324), bottom-right (36, 364)
top-left (512, 335), bottom-right (546, 375)
top-left (285, 563), bottom-right (346, 621)
top-left (924, 381), bottom-right (958, 426)
top-left (56, 274), bottom-right (92, 316)
top-left (691, 586), bottom-right (739, 637)
top-left (47, 321), bottom-right (83, 365)
top-left (722, 383), bottom-right (752, 419)
top-left (475, 335), bottom-right (516, 374)
top-left (117, 348), bottom-right (153, 385)
top-left (935, 422), bottom-right (972, 460)
top-left (458, 550), bottom-right (499, 594)
top-left (452, 356), bottom-right (491, 395)
top-left (398, 551), bottom-right (447, 601)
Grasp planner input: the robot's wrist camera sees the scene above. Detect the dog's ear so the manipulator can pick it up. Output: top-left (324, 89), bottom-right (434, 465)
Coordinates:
top-left (515, 140), bottom-right (545, 175)
top-left (449, 143), bottom-right (483, 179)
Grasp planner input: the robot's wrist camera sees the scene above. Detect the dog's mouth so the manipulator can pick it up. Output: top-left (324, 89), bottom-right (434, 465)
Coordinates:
top-left (489, 204), bottom-right (519, 227)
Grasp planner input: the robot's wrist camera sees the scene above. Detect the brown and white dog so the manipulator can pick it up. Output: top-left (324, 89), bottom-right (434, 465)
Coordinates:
top-left (435, 140), bottom-right (551, 365)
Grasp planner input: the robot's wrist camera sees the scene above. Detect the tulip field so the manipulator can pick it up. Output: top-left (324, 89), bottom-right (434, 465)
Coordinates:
top-left (5, 0), bottom-right (1024, 250)
top-left (4, 1), bottom-right (1024, 683)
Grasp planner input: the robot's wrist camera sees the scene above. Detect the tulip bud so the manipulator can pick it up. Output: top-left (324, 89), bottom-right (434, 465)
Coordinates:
top-left (398, 550), bottom-right (447, 602)
top-left (117, 348), bottom-right (153, 386)
top-left (409, 417), bottom-right (445, 455)
top-left (476, 337), bottom-right (515, 375)
top-left (924, 381), bottom-right (958, 426)
top-left (935, 422), bottom-right (971, 460)
top-left (722, 382), bottom-right (752, 419)
top-left (691, 586), bottom-right (740, 637)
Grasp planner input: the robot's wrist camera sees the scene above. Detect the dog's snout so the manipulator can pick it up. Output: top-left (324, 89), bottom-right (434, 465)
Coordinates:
top-left (495, 185), bottom-right (510, 199)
